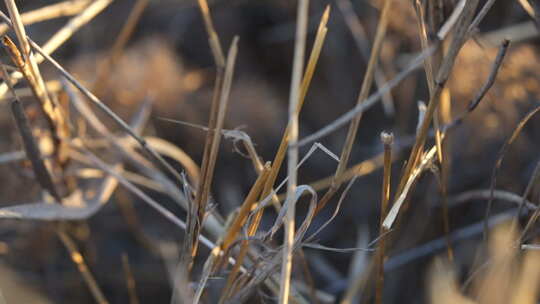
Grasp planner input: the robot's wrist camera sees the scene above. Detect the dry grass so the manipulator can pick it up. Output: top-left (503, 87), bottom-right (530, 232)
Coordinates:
top-left (0, 0), bottom-right (538, 303)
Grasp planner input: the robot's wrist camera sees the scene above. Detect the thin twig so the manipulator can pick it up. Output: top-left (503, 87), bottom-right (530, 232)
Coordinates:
top-left (468, 39), bottom-right (510, 112)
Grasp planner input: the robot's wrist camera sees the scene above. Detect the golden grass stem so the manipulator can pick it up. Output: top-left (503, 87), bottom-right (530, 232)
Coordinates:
top-left (218, 9), bottom-right (330, 301)
top-left (439, 88), bottom-right (454, 261)
top-left (280, 0), bottom-right (309, 302)
top-left (517, 0), bottom-right (537, 20)
top-left (187, 0), bottom-right (228, 275)
top-left (393, 0), bottom-right (479, 217)
top-left (196, 0), bottom-right (225, 67)
top-left (221, 163), bottom-right (271, 251)
top-left (193, 163), bottom-right (270, 303)
top-left (189, 37), bottom-right (239, 265)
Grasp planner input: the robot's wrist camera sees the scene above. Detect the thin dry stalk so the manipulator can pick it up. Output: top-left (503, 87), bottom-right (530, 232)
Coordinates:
top-left (63, 80), bottom-right (224, 243)
top-left (280, 0), bottom-right (309, 302)
top-left (414, 0), bottom-right (453, 261)
top-left (467, 0), bottom-right (497, 36)
top-left (192, 163), bottom-right (270, 303)
top-left (122, 254), bottom-right (139, 304)
top-left (414, 0), bottom-right (442, 163)
top-left (383, 145), bottom-right (438, 229)
top-left (289, 110), bottom-right (478, 201)
top-left (439, 88), bottom-right (454, 261)
top-left (295, 42), bottom-right (438, 147)
top-left (0, 80), bottom-right (61, 102)
top-left (0, 0), bottom-right (114, 97)
top-left (156, 119), bottom-right (254, 183)
top-left (25, 38), bottom-right (186, 187)
top-left (316, 0), bottom-right (393, 214)
top-left (260, 5), bottom-right (329, 212)
top-left (212, 8), bottom-right (329, 301)
top-left (187, 37), bottom-right (238, 266)
top-left (2, 35), bottom-right (68, 166)
top-left (144, 137), bottom-right (200, 185)
top-left (3, 0), bottom-right (69, 161)
top-left (375, 132), bottom-right (393, 304)
top-left (196, 0), bottom-right (225, 67)
top-left (191, 0), bottom-right (226, 213)
top-left (0, 61), bottom-right (61, 202)
top-left (221, 163), bottom-right (271, 251)
top-left (219, 196), bottom-right (271, 302)
top-left (92, 0), bottom-right (149, 96)
top-left (309, 153), bottom-right (385, 192)
top-left (57, 227), bottom-right (109, 304)
top-left (517, 0), bottom-right (539, 26)
top-left (395, 0), bottom-right (479, 198)
top-left (220, 149), bottom-right (325, 303)
top-left (0, 99), bottom-right (149, 222)
top-left (188, 0), bottom-right (227, 274)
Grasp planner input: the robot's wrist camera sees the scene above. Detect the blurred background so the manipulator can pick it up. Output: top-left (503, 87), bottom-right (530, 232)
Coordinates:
top-left (0, 0), bottom-right (539, 303)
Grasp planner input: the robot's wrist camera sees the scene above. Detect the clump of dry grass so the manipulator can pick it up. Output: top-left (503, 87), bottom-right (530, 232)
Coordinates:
top-left (0, 0), bottom-right (538, 303)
